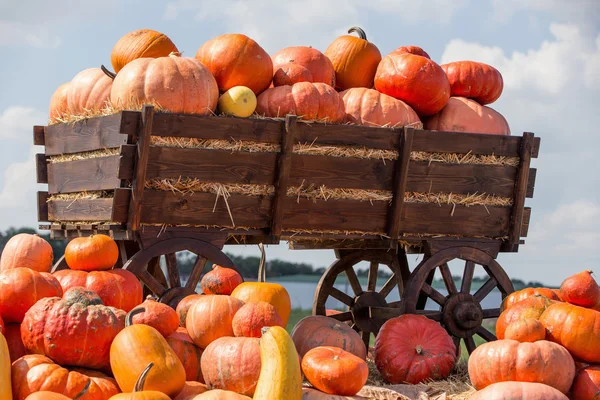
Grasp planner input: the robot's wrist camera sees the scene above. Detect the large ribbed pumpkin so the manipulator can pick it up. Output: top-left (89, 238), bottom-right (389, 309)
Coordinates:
top-left (324, 27), bottom-right (382, 90)
top-left (256, 82), bottom-right (345, 122)
top-left (539, 302), bottom-right (600, 363)
top-left (130, 297), bottom-right (179, 338)
top-left (200, 336), bottom-right (261, 396)
top-left (195, 34), bottom-right (272, 95)
top-left (64, 234), bottom-right (119, 272)
top-left (111, 55), bottom-right (219, 114)
top-left (272, 46), bottom-right (335, 86)
top-left (340, 87), bottom-right (420, 127)
top-left (48, 82), bottom-right (70, 122)
top-left (21, 287), bottom-right (125, 370)
top-left (291, 315), bottom-right (366, 360)
top-left (501, 287), bottom-right (562, 311)
top-left (167, 328), bottom-right (204, 383)
top-left (111, 29), bottom-right (178, 74)
top-left (374, 52), bottom-right (450, 116)
top-left (374, 314), bottom-right (456, 384)
top-left (468, 340), bottom-right (575, 393)
top-left (424, 97), bottom-right (510, 135)
top-left (0, 233), bottom-right (53, 273)
top-left (186, 295), bottom-right (245, 349)
top-left (570, 365), bottom-right (600, 400)
top-left (496, 294), bottom-right (556, 339)
top-left (67, 68), bottom-right (112, 115)
top-left (441, 61), bottom-right (503, 105)
top-left (469, 382), bottom-right (569, 400)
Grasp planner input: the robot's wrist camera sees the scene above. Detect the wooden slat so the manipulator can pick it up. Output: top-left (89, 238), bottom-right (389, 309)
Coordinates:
top-left (47, 198), bottom-right (114, 221)
top-left (526, 168), bottom-right (536, 198)
top-left (33, 126), bottom-right (45, 145)
top-left (36, 154), bottom-right (48, 184)
top-left (521, 207), bottom-right (531, 238)
top-left (118, 145), bottom-right (136, 180)
top-left (387, 128), bottom-right (414, 241)
top-left (37, 192), bottom-right (49, 222)
top-left (44, 112), bottom-right (138, 156)
top-left (47, 155), bottom-right (122, 193)
top-left (128, 106), bottom-right (154, 231)
top-left (270, 115), bottom-right (296, 237)
top-left (111, 188), bottom-right (131, 222)
top-left (508, 132), bottom-right (534, 244)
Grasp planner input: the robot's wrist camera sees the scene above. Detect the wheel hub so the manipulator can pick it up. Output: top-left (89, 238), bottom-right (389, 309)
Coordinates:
top-left (442, 293), bottom-right (483, 338)
top-left (351, 290), bottom-right (388, 333)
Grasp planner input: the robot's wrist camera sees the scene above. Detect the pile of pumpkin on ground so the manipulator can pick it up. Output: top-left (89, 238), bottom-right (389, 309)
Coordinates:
top-left (49, 27), bottom-right (509, 137)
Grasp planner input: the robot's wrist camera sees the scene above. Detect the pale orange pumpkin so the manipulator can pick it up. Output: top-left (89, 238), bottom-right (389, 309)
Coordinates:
top-left (191, 390), bottom-right (251, 400)
top-left (272, 63), bottom-right (313, 86)
top-left (340, 87), bottom-right (420, 127)
top-left (111, 29), bottom-right (179, 74)
top-left (272, 46), bottom-right (335, 86)
top-left (186, 295), bottom-right (245, 348)
top-left (172, 382), bottom-right (209, 400)
top-left (0, 233), bottom-right (53, 273)
top-left (67, 67), bottom-right (112, 115)
top-left (64, 234), bottom-right (119, 271)
top-left (49, 82), bottom-right (70, 122)
top-left (469, 382), bottom-right (569, 400)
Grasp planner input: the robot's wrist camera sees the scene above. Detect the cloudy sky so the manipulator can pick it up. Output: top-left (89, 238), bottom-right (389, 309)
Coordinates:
top-left (1, 0), bottom-right (598, 286)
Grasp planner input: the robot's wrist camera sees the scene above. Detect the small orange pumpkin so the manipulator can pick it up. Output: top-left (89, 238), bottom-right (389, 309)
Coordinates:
top-left (25, 380), bottom-right (90, 400)
top-left (232, 301), bottom-right (284, 338)
top-left (504, 318), bottom-right (546, 342)
top-left (49, 82), bottom-right (70, 122)
top-left (108, 363), bottom-right (171, 399)
top-left (200, 265), bottom-right (243, 295)
top-left (111, 29), bottom-right (179, 74)
top-left (560, 270), bottom-right (600, 308)
top-left (496, 295), bottom-right (556, 339)
top-left (131, 296), bottom-right (180, 338)
top-left (186, 295), bottom-right (245, 349)
top-left (501, 287), bottom-right (562, 311)
top-left (0, 233), bottom-right (53, 273)
top-left (64, 234), bottom-right (119, 271)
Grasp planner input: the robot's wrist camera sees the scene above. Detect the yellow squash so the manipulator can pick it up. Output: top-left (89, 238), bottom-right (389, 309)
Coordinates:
top-left (218, 86), bottom-right (257, 117)
top-left (253, 326), bottom-right (302, 400)
top-left (0, 332), bottom-right (12, 400)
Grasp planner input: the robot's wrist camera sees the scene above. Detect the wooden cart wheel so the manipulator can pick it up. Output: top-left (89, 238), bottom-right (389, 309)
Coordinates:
top-left (313, 249), bottom-right (410, 350)
top-left (402, 246), bottom-right (514, 355)
top-left (123, 238), bottom-right (239, 309)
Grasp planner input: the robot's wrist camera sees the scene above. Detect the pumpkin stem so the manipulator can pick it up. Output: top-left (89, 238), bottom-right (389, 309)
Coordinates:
top-left (348, 27), bottom-right (367, 40)
top-left (126, 307), bottom-right (145, 327)
top-left (257, 242), bottom-right (267, 283)
top-left (134, 362), bottom-right (155, 392)
top-left (101, 65), bottom-right (116, 80)
top-left (415, 345), bottom-right (423, 355)
top-left (73, 380), bottom-right (92, 400)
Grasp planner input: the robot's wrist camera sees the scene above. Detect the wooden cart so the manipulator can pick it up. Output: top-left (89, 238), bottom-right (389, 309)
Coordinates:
top-left (34, 105), bottom-right (539, 354)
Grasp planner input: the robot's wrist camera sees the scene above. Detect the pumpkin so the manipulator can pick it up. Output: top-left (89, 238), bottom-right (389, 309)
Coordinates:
top-left (424, 97), bottom-right (510, 134)
top-left (172, 382), bottom-right (208, 400)
top-left (167, 328), bottom-right (204, 383)
top-left (469, 382), bottom-right (568, 400)
top-left (570, 365), bottom-right (600, 400)
top-left (391, 46), bottom-right (430, 59)
top-left (496, 294), bottom-right (556, 339)
top-left (441, 61), bottom-right (503, 105)
top-left (176, 294), bottom-right (203, 327)
top-left (291, 315), bottom-right (366, 360)
top-left (324, 27), bottom-right (382, 90)
top-left (49, 82), bottom-right (70, 121)
top-left (53, 268), bottom-right (143, 312)
top-left (539, 302), bottom-right (600, 363)
top-left (186, 295), bottom-right (244, 349)
top-left (374, 314), bottom-right (456, 384)
top-left (272, 46), bottom-right (335, 86)
top-left (192, 390), bottom-right (251, 399)
top-left (0, 233), bottom-right (53, 273)
top-left (218, 87), bottom-right (257, 118)
top-left (108, 363), bottom-right (170, 400)
top-left (111, 54), bottom-right (219, 115)
top-left (200, 265), bottom-right (243, 295)
top-left (0, 316), bottom-right (3, 334)
top-left (67, 67), bottom-right (112, 115)
top-left (256, 82), bottom-right (345, 122)
top-left (340, 87), bottom-right (420, 127)
top-left (131, 296), bottom-right (179, 337)
top-left (301, 346), bottom-right (368, 396)
top-left (21, 286), bottom-right (125, 370)
top-left (12, 354), bottom-right (120, 400)
top-left (301, 388), bottom-right (365, 399)
top-left (504, 318), bottom-right (546, 342)
top-left (273, 63), bottom-right (313, 86)
top-left (501, 287), bottom-right (562, 311)
top-left (4, 323), bottom-right (26, 362)
top-left (195, 33), bottom-right (272, 94)
top-left (560, 270), bottom-right (600, 308)
top-left (200, 336), bottom-right (261, 396)
top-left (374, 52), bottom-right (450, 116)
top-left (232, 301), bottom-right (284, 338)
top-left (552, 289), bottom-right (564, 301)
top-left (110, 308), bottom-right (186, 397)
top-left (0, 268), bottom-right (62, 323)
top-left (64, 234), bottom-right (119, 271)
top-left (111, 29), bottom-right (179, 74)
top-left (468, 340), bottom-right (575, 393)
top-left (25, 380), bottom-right (90, 400)
top-left (0, 331), bottom-right (11, 400)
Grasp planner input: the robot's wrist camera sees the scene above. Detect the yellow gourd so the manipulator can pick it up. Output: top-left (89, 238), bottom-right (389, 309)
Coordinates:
top-left (217, 86), bottom-right (257, 117)
top-left (253, 326), bottom-right (302, 400)
top-left (0, 332), bottom-right (12, 400)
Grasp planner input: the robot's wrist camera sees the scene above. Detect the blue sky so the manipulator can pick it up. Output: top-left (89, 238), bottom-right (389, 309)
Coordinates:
top-left (0, 0), bottom-right (598, 285)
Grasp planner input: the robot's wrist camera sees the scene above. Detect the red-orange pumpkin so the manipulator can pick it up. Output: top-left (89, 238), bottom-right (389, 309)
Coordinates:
top-left (470, 382), bottom-right (569, 400)
top-left (560, 270), bottom-right (600, 308)
top-left (195, 34), bottom-right (272, 95)
top-left (173, 381), bottom-right (209, 400)
top-left (0, 233), bottom-right (53, 273)
top-left (64, 234), bottom-right (119, 271)
top-left (231, 301), bottom-right (284, 338)
top-left (200, 336), bottom-right (261, 396)
top-left (5, 322), bottom-right (27, 362)
top-left (176, 294), bottom-right (203, 327)
top-left (167, 327), bottom-right (204, 383)
top-left (468, 340), bottom-right (575, 393)
top-left (49, 82), bottom-right (70, 121)
top-left (53, 268), bottom-right (143, 312)
top-left (340, 87), bottom-right (420, 127)
top-left (375, 52), bottom-right (450, 116)
top-left (111, 29), bottom-right (179, 74)
top-left (0, 314), bottom-right (3, 334)
top-left (131, 296), bottom-right (179, 338)
top-left (374, 314), bottom-right (456, 384)
top-left (256, 82), bottom-right (345, 122)
top-left (0, 268), bottom-right (63, 323)
top-left (186, 295), bottom-right (245, 349)
top-left (441, 61), bottom-right (503, 105)
top-left (391, 46), bottom-right (431, 59)
top-left (21, 287), bottom-right (125, 370)
top-left (272, 46), bottom-right (335, 86)
top-left (570, 365), bottom-right (600, 400)
top-left (272, 62), bottom-right (313, 86)
top-left (67, 67), bottom-right (112, 115)
top-left (502, 288), bottom-right (562, 311)
top-left (200, 265), bottom-right (243, 295)
top-left (424, 97), bottom-right (510, 135)
top-left (291, 315), bottom-right (366, 360)
top-left (504, 318), bottom-right (546, 342)
top-left (496, 295), bottom-right (556, 339)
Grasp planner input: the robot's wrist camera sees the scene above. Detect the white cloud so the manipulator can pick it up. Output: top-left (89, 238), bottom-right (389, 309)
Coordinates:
top-left (0, 106), bottom-right (47, 140)
top-left (0, 21), bottom-right (61, 49)
top-left (491, 0), bottom-right (600, 27)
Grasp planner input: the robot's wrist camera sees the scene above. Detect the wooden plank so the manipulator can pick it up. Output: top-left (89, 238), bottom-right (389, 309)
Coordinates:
top-left (508, 132), bottom-right (534, 244)
top-left (47, 198), bottom-right (115, 221)
top-left (387, 127), bottom-right (414, 241)
top-left (118, 145), bottom-right (136, 180)
top-left (37, 192), bottom-right (49, 222)
top-left (47, 155), bottom-right (122, 193)
top-left (526, 168), bottom-right (536, 198)
top-left (521, 207), bottom-right (531, 238)
top-left (44, 112), bottom-right (138, 156)
top-left (128, 106), bottom-right (154, 231)
top-left (112, 188), bottom-right (131, 222)
top-left (270, 115), bottom-right (296, 237)
top-left (532, 137), bottom-right (541, 158)
top-left (36, 154), bottom-right (48, 184)
top-left (33, 126), bottom-right (45, 146)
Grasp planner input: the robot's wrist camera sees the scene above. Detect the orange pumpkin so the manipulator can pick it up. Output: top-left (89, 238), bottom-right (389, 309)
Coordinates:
top-left (504, 318), bottom-right (546, 342)
top-left (301, 346), bottom-right (368, 396)
top-left (200, 336), bottom-right (261, 396)
top-left (496, 294), bottom-right (556, 339)
top-left (200, 265), bottom-right (243, 295)
top-left (67, 67), bottom-right (112, 115)
top-left (232, 301), bottom-right (284, 338)
top-left (560, 270), bottom-right (600, 308)
top-left (111, 29), bottom-right (178, 74)
top-left (4, 322), bottom-right (27, 362)
top-left (272, 63), bottom-right (313, 86)
top-left (324, 27), bottom-right (382, 90)
top-left (469, 382), bottom-right (569, 400)
top-left (111, 55), bottom-right (219, 115)
top-left (272, 46), bottom-right (335, 86)
top-left (167, 328), bottom-right (204, 383)
top-left (131, 296), bottom-right (179, 337)
top-left (186, 295), bottom-right (245, 349)
top-left (191, 390), bottom-right (251, 399)
top-left (424, 96), bottom-right (510, 134)
top-left (441, 61), bottom-right (503, 105)
top-left (49, 82), bottom-right (70, 122)
top-left (172, 382), bottom-right (208, 400)
top-left (340, 87), bottom-right (420, 127)
top-left (0, 233), bottom-right (53, 273)
top-left (391, 46), bottom-right (430, 59)
top-left (256, 82), bottom-right (345, 122)
top-left (25, 379), bottom-right (92, 399)
top-left (64, 234), bottom-right (119, 271)
top-left (501, 287), bottom-right (562, 311)
top-left (570, 365), bottom-right (600, 400)
top-left (176, 294), bottom-right (203, 327)
top-left (468, 340), bottom-right (575, 393)
top-left (195, 34), bottom-right (272, 95)
top-left (291, 315), bottom-right (366, 360)
top-left (0, 315), bottom-right (3, 334)
top-left (108, 363), bottom-right (171, 399)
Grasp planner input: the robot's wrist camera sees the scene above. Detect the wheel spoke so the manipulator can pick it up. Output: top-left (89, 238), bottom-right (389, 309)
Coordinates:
top-left (453, 337), bottom-right (461, 354)
top-left (330, 287), bottom-right (354, 306)
top-left (361, 331), bottom-right (371, 350)
top-left (328, 311), bottom-right (353, 322)
top-left (139, 269), bottom-right (168, 295)
top-left (465, 336), bottom-right (477, 354)
top-left (164, 253), bottom-right (180, 288)
top-left (474, 277), bottom-right (498, 302)
top-left (345, 267), bottom-right (363, 296)
top-left (367, 262), bottom-right (379, 291)
top-left (476, 326), bottom-right (496, 342)
top-left (387, 300), bottom-right (403, 308)
top-left (379, 273), bottom-right (397, 298)
top-left (415, 310), bottom-right (442, 321)
top-left (482, 308), bottom-right (501, 319)
top-left (439, 263), bottom-right (458, 294)
top-left (185, 256), bottom-right (207, 290)
top-left (422, 283), bottom-right (447, 306)
top-left (461, 261), bottom-right (475, 294)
